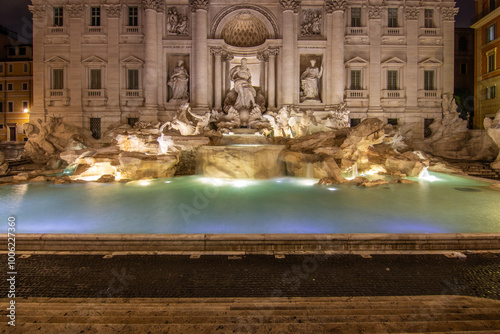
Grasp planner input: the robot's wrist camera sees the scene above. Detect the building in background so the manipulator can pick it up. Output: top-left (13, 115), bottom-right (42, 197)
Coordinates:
top-left (0, 25), bottom-right (33, 142)
top-left (454, 27), bottom-right (475, 128)
top-left (472, 0), bottom-right (500, 128)
top-left (29, 0), bottom-right (457, 140)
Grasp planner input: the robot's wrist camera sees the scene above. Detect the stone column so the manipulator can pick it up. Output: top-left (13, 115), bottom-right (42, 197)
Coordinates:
top-left (156, 6), bottom-right (165, 107)
top-left (258, 51), bottom-right (267, 94)
top-left (211, 48), bottom-right (223, 110)
top-left (28, 5), bottom-right (47, 121)
top-left (268, 49), bottom-right (278, 109)
top-left (280, 0), bottom-right (300, 105)
top-left (104, 5), bottom-right (121, 114)
top-left (326, 0), bottom-right (347, 106)
top-left (66, 4), bottom-right (85, 126)
top-left (143, 0), bottom-right (159, 116)
top-left (325, 9), bottom-right (334, 106)
top-left (368, 5), bottom-right (383, 112)
top-left (405, 6), bottom-right (420, 108)
top-left (224, 52), bottom-right (234, 96)
top-left (442, 7), bottom-right (458, 96)
top-left (190, 0), bottom-right (209, 108)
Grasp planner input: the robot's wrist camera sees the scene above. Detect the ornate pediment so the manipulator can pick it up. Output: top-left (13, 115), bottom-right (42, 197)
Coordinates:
top-left (45, 56), bottom-right (69, 64)
top-left (419, 57), bottom-right (443, 67)
top-left (382, 57), bottom-right (405, 65)
top-left (345, 56), bottom-right (369, 65)
top-left (82, 55), bottom-right (107, 65)
top-left (122, 56), bottom-right (144, 65)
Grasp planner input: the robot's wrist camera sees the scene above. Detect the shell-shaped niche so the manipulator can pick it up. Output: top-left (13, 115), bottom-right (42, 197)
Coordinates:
top-left (221, 12), bottom-right (269, 47)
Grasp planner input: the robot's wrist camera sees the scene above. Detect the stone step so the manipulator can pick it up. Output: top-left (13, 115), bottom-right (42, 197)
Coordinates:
top-left (16, 312), bottom-right (500, 325)
top-left (7, 320), bottom-right (500, 334)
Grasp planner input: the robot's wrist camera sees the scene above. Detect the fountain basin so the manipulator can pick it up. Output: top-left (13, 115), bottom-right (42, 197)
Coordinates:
top-left (197, 145), bottom-right (286, 179)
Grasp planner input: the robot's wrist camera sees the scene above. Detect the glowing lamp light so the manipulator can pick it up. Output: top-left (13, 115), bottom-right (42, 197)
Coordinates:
top-left (23, 108), bottom-right (29, 113)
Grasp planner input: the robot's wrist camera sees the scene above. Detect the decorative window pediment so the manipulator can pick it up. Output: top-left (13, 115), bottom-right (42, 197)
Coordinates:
top-left (418, 57), bottom-right (442, 68)
top-left (82, 55), bottom-right (107, 65)
top-left (122, 56), bottom-right (144, 65)
top-left (382, 57), bottom-right (405, 67)
top-left (345, 56), bottom-right (369, 66)
top-left (45, 56), bottom-right (69, 64)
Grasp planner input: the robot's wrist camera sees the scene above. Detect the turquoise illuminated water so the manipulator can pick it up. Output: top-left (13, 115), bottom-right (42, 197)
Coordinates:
top-left (1, 172), bottom-right (499, 234)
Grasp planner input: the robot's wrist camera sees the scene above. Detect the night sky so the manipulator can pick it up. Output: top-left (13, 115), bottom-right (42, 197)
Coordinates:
top-left (0, 0), bottom-right (476, 43)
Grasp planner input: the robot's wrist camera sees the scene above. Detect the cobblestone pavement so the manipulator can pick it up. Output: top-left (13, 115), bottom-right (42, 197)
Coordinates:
top-left (1, 254), bottom-right (499, 300)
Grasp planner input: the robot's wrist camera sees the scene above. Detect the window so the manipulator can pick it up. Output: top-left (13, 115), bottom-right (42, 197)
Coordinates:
top-left (7, 83), bottom-right (13, 91)
top-left (127, 69), bottom-right (139, 90)
top-left (22, 82), bottom-right (28, 90)
top-left (458, 37), bottom-right (468, 51)
top-left (22, 101), bottom-right (28, 111)
top-left (8, 102), bottom-right (13, 112)
top-left (91, 7), bottom-right (101, 27)
top-left (0, 102), bottom-right (3, 113)
top-left (19, 47), bottom-right (26, 56)
top-left (424, 70), bottom-right (435, 90)
top-left (8, 48), bottom-right (15, 56)
top-left (0, 65), bottom-right (3, 72)
top-left (460, 63), bottom-right (467, 74)
top-left (54, 7), bottom-right (63, 27)
top-left (90, 69), bottom-right (102, 89)
top-left (350, 70), bottom-right (361, 90)
top-left (388, 8), bottom-right (398, 28)
top-left (8, 64), bottom-right (13, 72)
top-left (387, 70), bottom-right (398, 90)
top-left (51, 68), bottom-right (64, 89)
top-left (487, 24), bottom-right (496, 43)
top-left (388, 118), bottom-right (398, 126)
top-left (490, 0), bottom-right (496, 12)
top-left (90, 118), bottom-right (101, 139)
top-left (23, 64), bottom-right (28, 72)
top-left (128, 7), bottom-right (138, 27)
top-left (424, 9), bottom-right (434, 28)
top-left (486, 86), bottom-right (496, 99)
top-left (0, 124), bottom-right (3, 130)
top-left (351, 8), bottom-right (361, 27)
top-left (488, 52), bottom-right (496, 72)
top-left (0, 83), bottom-right (2, 91)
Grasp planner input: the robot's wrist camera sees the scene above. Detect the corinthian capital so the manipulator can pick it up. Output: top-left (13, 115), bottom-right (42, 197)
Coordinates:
top-left (368, 6), bottom-right (383, 20)
top-left (66, 4), bottom-right (84, 19)
top-left (441, 7), bottom-right (459, 22)
top-left (280, 0), bottom-right (301, 12)
top-left (142, 0), bottom-right (164, 11)
top-left (405, 6), bottom-right (421, 20)
top-left (325, 0), bottom-right (347, 14)
top-left (104, 5), bottom-right (122, 18)
top-left (190, 0), bottom-right (209, 12)
top-left (28, 5), bottom-right (46, 19)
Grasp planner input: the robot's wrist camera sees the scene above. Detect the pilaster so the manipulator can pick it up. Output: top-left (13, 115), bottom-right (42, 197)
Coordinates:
top-left (405, 6), bottom-right (420, 108)
top-left (368, 5), bottom-right (383, 112)
top-left (326, 0), bottom-right (347, 106)
top-left (104, 5), bottom-right (121, 112)
top-left (143, 0), bottom-right (160, 119)
top-left (280, 0), bottom-right (300, 105)
top-left (190, 0), bottom-right (209, 108)
top-left (442, 6), bottom-right (458, 96)
top-left (28, 5), bottom-right (46, 121)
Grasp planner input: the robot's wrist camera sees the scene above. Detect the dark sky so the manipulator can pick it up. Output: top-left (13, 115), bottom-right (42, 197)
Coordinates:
top-left (0, 0), bottom-right (476, 43)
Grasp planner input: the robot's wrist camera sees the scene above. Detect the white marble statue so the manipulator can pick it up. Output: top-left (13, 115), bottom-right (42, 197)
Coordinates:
top-left (168, 59), bottom-right (189, 101)
top-left (229, 58), bottom-right (256, 111)
top-left (300, 59), bottom-right (323, 102)
top-left (484, 109), bottom-right (500, 169)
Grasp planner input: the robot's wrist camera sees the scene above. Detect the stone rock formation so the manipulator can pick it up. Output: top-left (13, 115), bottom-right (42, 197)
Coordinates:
top-left (0, 152), bottom-right (9, 176)
top-left (485, 110), bottom-right (500, 170)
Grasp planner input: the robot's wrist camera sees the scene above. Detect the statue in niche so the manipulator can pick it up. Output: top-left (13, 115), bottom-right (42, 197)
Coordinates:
top-left (300, 59), bottom-right (323, 102)
top-left (168, 59), bottom-right (189, 101)
top-left (230, 58), bottom-right (256, 111)
top-left (167, 7), bottom-right (188, 35)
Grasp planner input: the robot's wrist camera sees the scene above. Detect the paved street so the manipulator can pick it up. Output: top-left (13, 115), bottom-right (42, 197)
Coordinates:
top-left (1, 253), bottom-right (499, 300)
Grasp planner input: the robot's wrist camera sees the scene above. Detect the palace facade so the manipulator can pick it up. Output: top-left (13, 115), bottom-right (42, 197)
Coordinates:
top-left (29, 0), bottom-right (458, 139)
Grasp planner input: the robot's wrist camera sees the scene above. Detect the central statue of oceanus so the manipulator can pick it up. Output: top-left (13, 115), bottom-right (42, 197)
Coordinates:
top-left (222, 58), bottom-right (267, 128)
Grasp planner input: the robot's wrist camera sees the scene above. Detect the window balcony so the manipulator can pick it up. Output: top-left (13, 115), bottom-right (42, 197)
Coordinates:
top-left (382, 27), bottom-right (404, 36)
top-left (123, 26), bottom-right (142, 34)
top-left (47, 27), bottom-right (67, 35)
top-left (49, 89), bottom-right (66, 97)
top-left (346, 90), bottom-right (368, 98)
top-left (346, 27), bottom-right (367, 35)
top-left (382, 90), bottom-right (405, 98)
top-left (124, 89), bottom-right (142, 98)
top-left (87, 26), bottom-right (103, 34)
top-left (86, 89), bottom-right (106, 97)
top-left (419, 28), bottom-right (441, 36)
